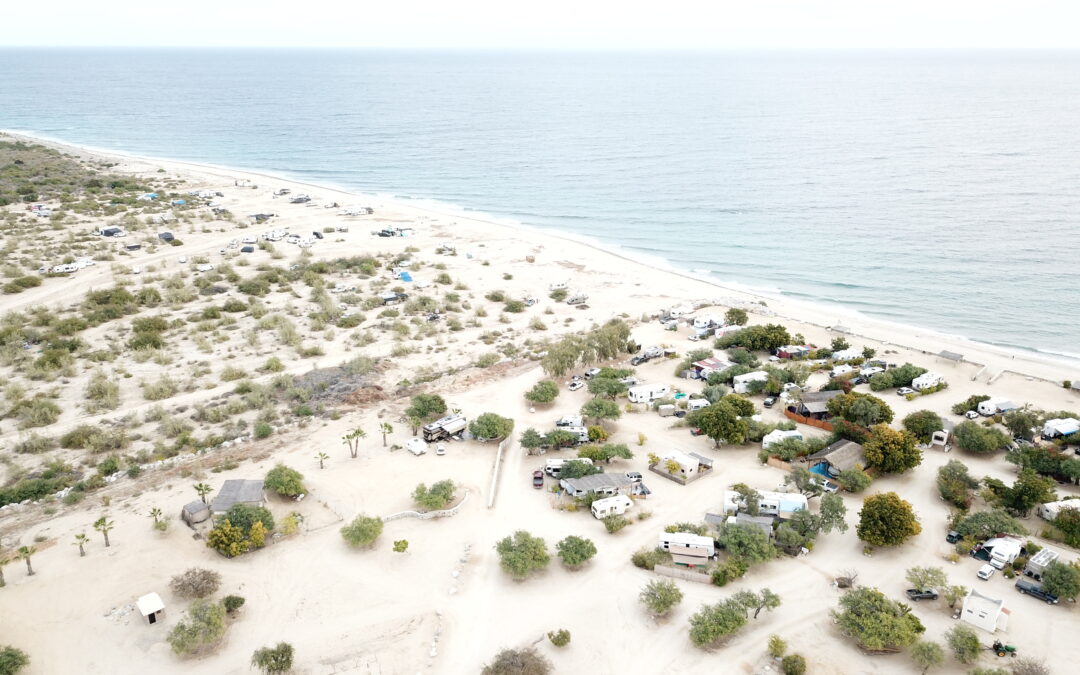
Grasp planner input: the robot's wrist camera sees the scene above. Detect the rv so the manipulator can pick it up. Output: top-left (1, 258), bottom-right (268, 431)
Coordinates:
top-left (692, 315), bottom-right (720, 330)
top-left (1043, 418), bottom-right (1080, 439)
top-left (1037, 500), bottom-right (1080, 522)
top-left (1024, 548), bottom-right (1059, 581)
top-left (421, 414), bottom-right (468, 442)
top-left (627, 383), bottom-right (671, 404)
top-left (555, 415), bottom-right (583, 428)
top-left (912, 372), bottom-right (945, 391)
top-left (658, 531), bottom-right (715, 565)
top-left (977, 536), bottom-right (1023, 570)
top-left (566, 292), bottom-right (588, 305)
top-left (591, 495), bottom-right (632, 519)
top-left (978, 398), bottom-right (1018, 417)
top-left (830, 364), bottom-right (853, 378)
top-left (629, 345), bottom-right (663, 366)
top-left (733, 371), bottom-right (769, 394)
top-left (556, 426), bottom-right (590, 444)
top-left (544, 457), bottom-right (593, 478)
top-left (686, 398), bottom-right (710, 412)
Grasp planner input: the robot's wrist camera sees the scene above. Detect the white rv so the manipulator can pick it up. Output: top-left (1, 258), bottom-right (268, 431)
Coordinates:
top-left (761, 429), bottom-right (803, 449)
top-left (830, 364), bottom-right (853, 378)
top-left (422, 414), bottom-right (468, 442)
top-left (591, 495), bottom-right (633, 519)
top-left (977, 397), bottom-right (1017, 416)
top-left (733, 371), bottom-right (769, 394)
top-left (912, 372), bottom-right (944, 391)
top-left (686, 398), bottom-right (711, 412)
top-left (544, 457), bottom-right (593, 478)
top-left (627, 383), bottom-right (671, 404)
top-left (1043, 418), bottom-right (1080, 439)
top-left (658, 531), bottom-right (715, 555)
top-left (555, 415), bottom-right (584, 428)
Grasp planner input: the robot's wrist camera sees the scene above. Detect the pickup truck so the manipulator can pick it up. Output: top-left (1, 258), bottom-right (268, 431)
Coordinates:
top-left (905, 589), bottom-right (939, 601)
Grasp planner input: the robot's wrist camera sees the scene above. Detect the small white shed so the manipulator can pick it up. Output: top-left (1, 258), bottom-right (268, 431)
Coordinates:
top-left (137, 592), bottom-right (165, 625)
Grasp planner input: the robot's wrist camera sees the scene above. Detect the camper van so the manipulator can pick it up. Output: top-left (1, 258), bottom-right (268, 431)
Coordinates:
top-left (422, 414), bottom-right (468, 442)
top-left (544, 457), bottom-right (594, 478)
top-left (590, 495), bottom-right (632, 519)
top-left (628, 383), bottom-right (671, 404)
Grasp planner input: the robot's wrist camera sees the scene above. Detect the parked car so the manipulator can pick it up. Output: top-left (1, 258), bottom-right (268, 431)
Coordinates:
top-left (763, 396), bottom-right (777, 408)
top-left (312, 231), bottom-right (324, 239)
top-left (978, 564), bottom-right (996, 580)
top-left (690, 427), bottom-right (704, 436)
top-left (688, 335), bottom-right (700, 342)
top-left (568, 381), bottom-right (584, 392)
top-left (965, 410), bottom-right (980, 419)
top-left (626, 472), bottom-right (643, 483)
top-left (810, 476), bottom-right (840, 494)
top-left (436, 443), bottom-right (447, 456)
top-left (532, 470), bottom-right (545, 489)
top-left (946, 530), bottom-right (961, 544)
top-left (897, 387), bottom-right (915, 396)
top-left (851, 376), bottom-right (868, 385)
top-left (584, 368), bottom-right (602, 380)
top-left (1015, 579), bottom-right (1058, 604)
top-left (905, 588), bottom-right (939, 601)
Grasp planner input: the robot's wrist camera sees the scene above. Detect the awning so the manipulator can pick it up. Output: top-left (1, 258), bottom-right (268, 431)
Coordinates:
top-left (938, 350), bottom-right (964, 362)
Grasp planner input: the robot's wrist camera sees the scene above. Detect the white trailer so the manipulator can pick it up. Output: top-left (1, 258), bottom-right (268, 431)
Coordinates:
top-left (544, 457), bottom-right (593, 478)
top-left (912, 372), bottom-right (944, 391)
top-left (1024, 548), bottom-right (1059, 581)
top-left (591, 495), bottom-right (633, 519)
top-left (658, 531), bottom-right (715, 555)
top-left (555, 415), bottom-right (584, 428)
top-left (733, 370), bottom-right (769, 394)
top-left (1043, 418), bottom-right (1080, 439)
top-left (978, 398), bottom-right (1017, 416)
top-left (628, 383), bottom-right (671, 404)
top-left (405, 438), bottom-right (428, 456)
top-left (686, 398), bottom-right (710, 411)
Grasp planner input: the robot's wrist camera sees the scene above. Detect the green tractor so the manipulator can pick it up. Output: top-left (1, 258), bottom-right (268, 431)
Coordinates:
top-left (992, 641), bottom-right (1018, 658)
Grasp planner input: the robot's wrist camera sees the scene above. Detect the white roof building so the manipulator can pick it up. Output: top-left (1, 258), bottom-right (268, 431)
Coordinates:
top-left (961, 589), bottom-right (1009, 633)
top-left (137, 592), bottom-right (165, 625)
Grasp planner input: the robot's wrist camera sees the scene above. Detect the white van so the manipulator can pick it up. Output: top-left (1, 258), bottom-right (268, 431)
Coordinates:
top-left (628, 383), bottom-right (671, 404)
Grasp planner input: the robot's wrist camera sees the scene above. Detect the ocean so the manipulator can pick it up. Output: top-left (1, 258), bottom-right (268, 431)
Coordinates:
top-left (1, 49), bottom-right (1077, 360)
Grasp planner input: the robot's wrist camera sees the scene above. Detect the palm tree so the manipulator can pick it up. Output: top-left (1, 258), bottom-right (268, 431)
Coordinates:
top-left (17, 546), bottom-right (36, 576)
top-left (342, 428), bottom-right (366, 458)
top-left (149, 508), bottom-right (163, 525)
top-left (379, 423), bottom-right (393, 447)
top-left (316, 452), bottom-right (329, 469)
top-left (94, 516), bottom-right (115, 547)
top-left (194, 483), bottom-right (213, 504)
top-left (73, 533), bottom-right (89, 557)
top-left (407, 415), bottom-right (422, 437)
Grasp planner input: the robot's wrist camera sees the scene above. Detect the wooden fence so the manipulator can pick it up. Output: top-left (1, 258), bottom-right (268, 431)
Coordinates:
top-left (783, 409), bottom-right (835, 432)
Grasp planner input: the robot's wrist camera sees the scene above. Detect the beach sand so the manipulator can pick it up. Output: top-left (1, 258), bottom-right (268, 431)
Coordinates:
top-left (1, 133), bottom-right (1078, 674)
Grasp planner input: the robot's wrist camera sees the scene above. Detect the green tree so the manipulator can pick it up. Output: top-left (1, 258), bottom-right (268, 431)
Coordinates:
top-left (167, 599), bottom-right (227, 657)
top-left (559, 459), bottom-right (601, 479)
top-left (944, 625), bottom-right (981, 664)
top-left (689, 598), bottom-right (750, 647)
top-left (578, 443), bottom-right (633, 464)
top-left (837, 467), bottom-right (873, 492)
top-left (832, 587), bottom-right (925, 651)
top-left (911, 640), bottom-right (945, 673)
top-left (587, 377), bottom-right (628, 400)
top-left (1004, 406), bottom-right (1042, 441)
top-left (207, 519), bottom-right (249, 557)
top-left (481, 647), bottom-right (552, 675)
top-left (223, 595), bottom-right (245, 613)
top-left (902, 410), bottom-right (944, 443)
top-left (953, 509), bottom-right (1027, 540)
top-left (857, 492), bottom-right (921, 547)
top-left (781, 654), bottom-right (807, 675)
top-left (580, 398), bottom-right (622, 424)
top-left (953, 421), bottom-right (1009, 454)
top-left (251, 642), bottom-right (294, 674)
top-left (194, 482), bottom-right (213, 504)
top-left (639, 579), bottom-right (683, 616)
top-left (406, 393), bottom-right (447, 421)
top-left (863, 425), bottom-right (922, 474)
top-left (819, 493), bottom-right (849, 534)
top-left (519, 427), bottom-right (545, 453)
top-left (688, 400), bottom-right (749, 447)
top-left (413, 480), bottom-right (456, 511)
top-left (767, 635), bottom-right (788, 658)
top-left (936, 460), bottom-right (980, 509)
top-left (1041, 560), bottom-right (1080, 599)
top-left (73, 532), bottom-right (89, 557)
top-left (586, 425), bottom-right (609, 443)
top-left (719, 523), bottom-right (776, 565)
top-left (525, 380), bottom-right (559, 404)
top-left (0, 646), bottom-right (29, 674)
top-left (905, 566), bottom-right (947, 592)
top-left (732, 587), bottom-right (782, 619)
top-left (495, 530), bottom-right (550, 580)
top-left (989, 469), bottom-right (1056, 517)
top-left (724, 307), bottom-right (748, 325)
top-left (469, 412), bottom-right (514, 440)
top-left (342, 427), bottom-right (366, 458)
top-left (783, 466), bottom-right (824, 497)
top-left (316, 451), bottom-right (329, 469)
top-left (265, 464), bottom-right (305, 497)
top-left (827, 392), bottom-right (895, 427)
top-left (341, 514), bottom-right (384, 548)
top-left (555, 535), bottom-right (597, 569)
top-left (379, 422), bottom-right (393, 447)
top-left (93, 516), bottom-right (114, 547)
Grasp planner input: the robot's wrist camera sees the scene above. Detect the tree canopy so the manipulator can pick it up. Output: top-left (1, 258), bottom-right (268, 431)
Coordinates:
top-left (264, 464), bottom-right (305, 497)
top-left (719, 523), bottom-right (776, 565)
top-left (724, 307), bottom-right (748, 326)
top-left (953, 421), bottom-right (1009, 454)
top-left (495, 530), bottom-right (550, 580)
top-left (540, 319), bottom-right (632, 377)
top-left (832, 587), bottom-right (925, 652)
top-left (936, 460), bottom-right (980, 509)
top-left (715, 323), bottom-right (792, 352)
top-left (580, 398), bottom-right (622, 423)
top-left (688, 399), bottom-right (749, 447)
top-left (857, 492), bottom-right (921, 547)
top-left (481, 647), bottom-right (552, 675)
top-left (827, 392), bottom-right (895, 427)
top-left (863, 425), bottom-right (922, 474)
top-left (982, 469), bottom-right (1057, 517)
top-left (639, 579), bottom-right (683, 616)
top-left (587, 376), bottom-right (628, 399)
top-left (0, 646), bottom-right (29, 675)
top-left (555, 535), bottom-right (597, 569)
top-left (469, 412), bottom-right (514, 441)
top-left (577, 443), bottom-right (633, 464)
top-left (405, 393), bottom-right (447, 422)
top-left (340, 514), bottom-right (384, 548)
top-left (952, 509), bottom-right (1027, 540)
top-left (524, 380), bottom-right (559, 404)
top-left (902, 410), bottom-right (944, 443)
top-left (412, 480), bottom-right (456, 511)
top-left (1041, 560), bottom-right (1080, 599)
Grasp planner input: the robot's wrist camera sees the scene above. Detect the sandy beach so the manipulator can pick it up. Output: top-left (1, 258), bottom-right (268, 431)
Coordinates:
top-left (1, 133), bottom-right (1077, 675)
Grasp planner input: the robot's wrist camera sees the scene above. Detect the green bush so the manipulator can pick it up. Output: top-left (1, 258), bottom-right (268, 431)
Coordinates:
top-left (547, 629), bottom-right (571, 647)
top-left (223, 595), bottom-right (245, 613)
top-left (251, 642), bottom-right (294, 674)
top-left (780, 654), bottom-right (807, 675)
top-left (167, 599), bottom-right (227, 656)
top-left (341, 514), bottom-right (384, 548)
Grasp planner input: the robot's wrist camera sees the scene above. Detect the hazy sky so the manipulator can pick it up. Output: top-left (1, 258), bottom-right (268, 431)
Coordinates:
top-left (4, 1), bottom-right (1078, 48)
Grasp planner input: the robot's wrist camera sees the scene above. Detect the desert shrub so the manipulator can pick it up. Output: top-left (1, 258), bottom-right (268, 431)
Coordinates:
top-left (481, 647), bottom-right (551, 675)
top-left (84, 371), bottom-right (120, 411)
top-left (341, 514), bottom-right (384, 548)
top-left (547, 629), bottom-right (571, 647)
top-left (639, 579), bottom-right (683, 616)
top-left (0, 645), bottom-right (30, 674)
top-left (555, 535), bottom-right (597, 569)
top-left (631, 547), bottom-right (669, 570)
top-left (250, 642), bottom-right (294, 674)
top-left (254, 421), bottom-right (273, 438)
top-left (169, 567), bottom-right (222, 599)
top-left (167, 599), bottom-right (227, 657)
top-left (223, 595), bottom-right (245, 613)
top-left (141, 375), bottom-right (179, 401)
top-left (264, 464), bottom-right (305, 497)
top-left (781, 654), bottom-right (807, 675)
top-left (15, 398), bottom-right (61, 429)
top-left (412, 479), bottom-right (456, 511)
top-left (603, 514), bottom-right (632, 533)
top-left (12, 432), bottom-right (56, 454)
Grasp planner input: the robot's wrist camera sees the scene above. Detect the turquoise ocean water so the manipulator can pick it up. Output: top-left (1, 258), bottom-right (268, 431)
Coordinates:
top-left (1, 49), bottom-right (1077, 359)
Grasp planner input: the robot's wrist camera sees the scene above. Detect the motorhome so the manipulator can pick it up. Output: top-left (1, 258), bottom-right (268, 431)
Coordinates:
top-left (686, 398), bottom-right (710, 412)
top-left (830, 364), bottom-right (853, 378)
top-left (556, 426), bottom-right (590, 444)
top-left (1043, 418), bottom-right (1080, 439)
top-left (590, 495), bottom-right (633, 519)
top-left (421, 414), bottom-right (468, 442)
top-left (627, 383), bottom-right (671, 404)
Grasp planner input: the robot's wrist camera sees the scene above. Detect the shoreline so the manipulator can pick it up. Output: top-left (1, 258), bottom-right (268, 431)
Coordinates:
top-left (7, 129), bottom-right (1078, 385)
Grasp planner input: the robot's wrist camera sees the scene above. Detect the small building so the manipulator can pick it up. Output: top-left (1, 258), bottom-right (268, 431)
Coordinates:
top-left (733, 370), bottom-right (769, 394)
top-left (806, 440), bottom-right (866, 477)
top-left (762, 429), bottom-right (803, 449)
top-left (734, 512), bottom-right (775, 538)
top-left (692, 357), bottom-right (735, 379)
top-left (658, 531), bottom-right (715, 568)
top-left (796, 390), bottom-right (842, 419)
top-left (1036, 500), bottom-right (1080, 522)
top-left (210, 479), bottom-right (265, 515)
top-left (137, 592), bottom-right (165, 625)
top-left (591, 495), bottom-right (633, 519)
top-left (181, 501), bottom-right (210, 525)
top-left (560, 473), bottom-right (632, 498)
top-left (657, 450), bottom-right (713, 478)
top-left (961, 589), bottom-right (1009, 633)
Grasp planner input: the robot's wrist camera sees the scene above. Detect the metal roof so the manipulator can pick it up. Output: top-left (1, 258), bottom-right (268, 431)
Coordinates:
top-left (210, 479), bottom-right (265, 514)
top-left (562, 472), bottom-right (631, 493)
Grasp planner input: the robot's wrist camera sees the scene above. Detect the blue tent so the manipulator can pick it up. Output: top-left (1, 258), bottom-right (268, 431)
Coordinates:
top-left (400, 272), bottom-right (413, 282)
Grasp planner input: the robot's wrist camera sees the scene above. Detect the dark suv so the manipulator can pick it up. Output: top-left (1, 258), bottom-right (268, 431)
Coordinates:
top-left (1015, 579), bottom-right (1059, 604)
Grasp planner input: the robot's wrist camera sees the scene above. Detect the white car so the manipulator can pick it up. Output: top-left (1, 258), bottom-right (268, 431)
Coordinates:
top-left (568, 381), bottom-right (584, 392)
top-left (436, 443), bottom-right (447, 456)
top-left (131, 267), bottom-right (141, 275)
top-left (965, 410), bottom-right (980, 420)
top-left (977, 564), bottom-right (996, 580)
top-left (897, 387), bottom-right (915, 396)
top-left (179, 256), bottom-right (188, 263)
top-left (196, 264), bottom-right (214, 272)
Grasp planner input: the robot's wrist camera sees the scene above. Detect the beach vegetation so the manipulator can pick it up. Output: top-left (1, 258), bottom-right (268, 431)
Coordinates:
top-left (982, 469), bottom-right (1056, 517)
top-left (603, 514), bottom-right (631, 533)
top-left (951, 394), bottom-right (991, 415)
top-left (524, 379), bottom-right (559, 404)
top-left (857, 492), bottom-right (921, 546)
top-left (167, 599), bottom-right (227, 657)
top-left (264, 464), bottom-right (305, 497)
top-left (539, 319), bottom-right (631, 376)
top-left (826, 391), bottom-right (894, 427)
top-left (412, 479), bottom-right (456, 511)
top-left (936, 460), bottom-right (980, 509)
top-left (495, 530), bottom-right (550, 580)
top-left (953, 420), bottom-right (1010, 454)
top-left (902, 410), bottom-right (943, 443)
top-left (556, 535), bottom-right (597, 569)
top-left (724, 307), bottom-right (748, 325)
top-left (547, 629), bottom-right (571, 647)
top-left (250, 642), bottom-right (294, 674)
top-left (469, 412), bottom-right (514, 440)
top-left (405, 393), bottom-right (447, 422)
top-left (945, 625), bottom-right (981, 664)
top-left (687, 398), bottom-right (749, 446)
top-left (714, 323), bottom-right (791, 352)
top-left (341, 514), bottom-right (384, 548)
top-left (223, 595), bottom-right (245, 613)
top-left (580, 398), bottom-right (622, 424)
top-left (910, 641), bottom-right (944, 673)
top-left (952, 509), bottom-right (1027, 540)
top-left (863, 424), bottom-right (921, 473)
top-left (0, 645), bottom-right (30, 675)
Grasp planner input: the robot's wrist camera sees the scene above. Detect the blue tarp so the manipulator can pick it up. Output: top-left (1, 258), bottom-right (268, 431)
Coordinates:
top-left (400, 272), bottom-right (413, 282)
